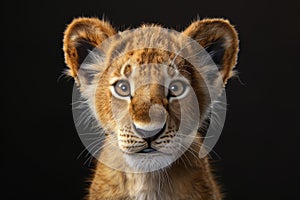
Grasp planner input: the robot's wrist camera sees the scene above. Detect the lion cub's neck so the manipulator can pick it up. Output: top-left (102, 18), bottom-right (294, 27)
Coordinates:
top-left (89, 151), bottom-right (222, 200)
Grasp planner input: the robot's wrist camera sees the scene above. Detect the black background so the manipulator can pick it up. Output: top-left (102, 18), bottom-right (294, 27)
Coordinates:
top-left (1, 0), bottom-right (300, 199)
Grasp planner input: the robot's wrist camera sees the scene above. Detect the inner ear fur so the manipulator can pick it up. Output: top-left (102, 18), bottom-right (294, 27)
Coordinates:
top-left (63, 17), bottom-right (116, 79)
top-left (183, 18), bottom-right (239, 84)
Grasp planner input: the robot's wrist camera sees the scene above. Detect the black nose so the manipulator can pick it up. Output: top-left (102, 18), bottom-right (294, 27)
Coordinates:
top-left (133, 124), bottom-right (166, 142)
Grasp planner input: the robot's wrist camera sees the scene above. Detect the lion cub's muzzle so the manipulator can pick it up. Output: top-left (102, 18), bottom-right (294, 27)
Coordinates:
top-left (131, 103), bottom-right (167, 153)
top-left (133, 123), bottom-right (166, 153)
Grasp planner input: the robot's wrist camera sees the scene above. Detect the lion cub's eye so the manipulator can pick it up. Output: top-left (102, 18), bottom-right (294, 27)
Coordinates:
top-left (169, 80), bottom-right (187, 97)
top-left (114, 80), bottom-right (131, 97)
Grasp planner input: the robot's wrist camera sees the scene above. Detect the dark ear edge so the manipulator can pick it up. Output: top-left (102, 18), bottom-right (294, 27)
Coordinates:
top-left (63, 17), bottom-right (116, 79)
top-left (183, 18), bottom-right (239, 84)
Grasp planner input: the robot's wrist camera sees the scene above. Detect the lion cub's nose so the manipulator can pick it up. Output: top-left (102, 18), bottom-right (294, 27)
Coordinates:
top-left (133, 104), bottom-right (167, 141)
top-left (133, 123), bottom-right (166, 142)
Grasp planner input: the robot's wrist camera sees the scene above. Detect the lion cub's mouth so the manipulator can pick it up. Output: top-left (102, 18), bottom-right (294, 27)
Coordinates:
top-left (137, 147), bottom-right (157, 153)
top-left (134, 123), bottom-right (167, 154)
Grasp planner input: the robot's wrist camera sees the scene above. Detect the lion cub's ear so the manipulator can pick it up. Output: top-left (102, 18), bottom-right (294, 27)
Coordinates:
top-left (183, 19), bottom-right (239, 84)
top-left (63, 17), bottom-right (116, 81)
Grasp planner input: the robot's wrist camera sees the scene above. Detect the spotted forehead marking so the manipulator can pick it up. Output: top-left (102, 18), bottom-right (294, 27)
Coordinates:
top-left (120, 60), bottom-right (178, 80)
top-left (120, 60), bottom-right (132, 77)
top-left (111, 49), bottom-right (191, 84)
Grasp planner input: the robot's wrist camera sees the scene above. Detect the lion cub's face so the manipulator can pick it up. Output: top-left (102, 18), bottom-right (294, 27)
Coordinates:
top-left (92, 49), bottom-right (208, 170)
top-left (63, 18), bottom-right (238, 171)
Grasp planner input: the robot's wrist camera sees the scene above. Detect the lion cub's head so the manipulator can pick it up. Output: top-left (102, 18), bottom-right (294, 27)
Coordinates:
top-left (63, 17), bottom-right (238, 172)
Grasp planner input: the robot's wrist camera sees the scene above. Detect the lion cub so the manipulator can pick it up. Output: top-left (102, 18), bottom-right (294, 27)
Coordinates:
top-left (63, 17), bottom-right (238, 200)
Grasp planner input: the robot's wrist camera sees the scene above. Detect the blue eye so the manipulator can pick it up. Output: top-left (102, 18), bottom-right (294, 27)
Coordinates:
top-left (169, 80), bottom-right (186, 97)
top-left (170, 84), bottom-right (179, 92)
top-left (114, 80), bottom-right (131, 97)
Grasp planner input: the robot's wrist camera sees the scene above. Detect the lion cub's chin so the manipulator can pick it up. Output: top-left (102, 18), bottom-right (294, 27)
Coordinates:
top-left (124, 152), bottom-right (175, 172)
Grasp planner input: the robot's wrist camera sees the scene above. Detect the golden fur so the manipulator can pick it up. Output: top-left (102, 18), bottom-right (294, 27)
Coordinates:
top-left (63, 17), bottom-right (239, 200)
